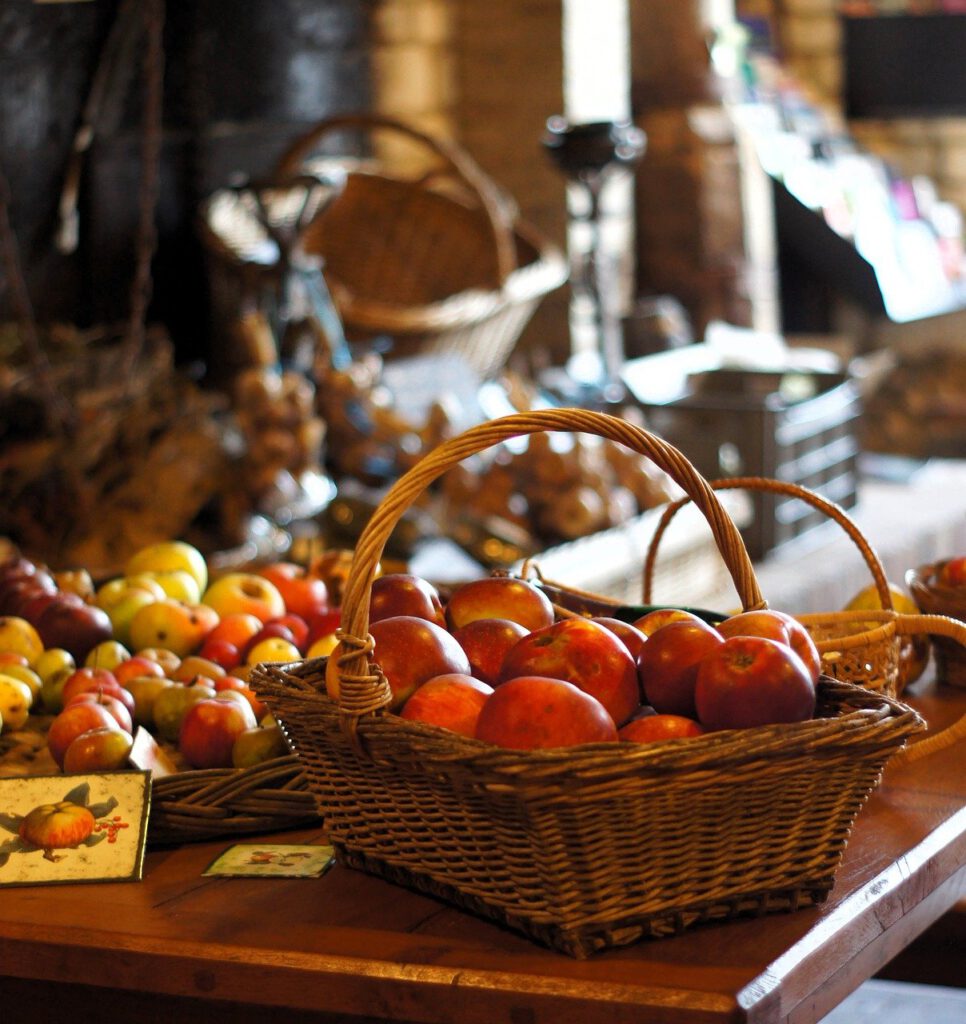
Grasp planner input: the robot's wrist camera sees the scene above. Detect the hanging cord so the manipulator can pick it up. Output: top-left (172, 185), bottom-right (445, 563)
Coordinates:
top-left (0, 165), bottom-right (75, 433)
top-left (120, 0), bottom-right (166, 381)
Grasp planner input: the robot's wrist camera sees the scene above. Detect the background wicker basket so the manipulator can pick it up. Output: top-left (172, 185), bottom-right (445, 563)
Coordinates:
top-left (642, 476), bottom-right (966, 700)
top-left (273, 114), bottom-right (568, 379)
top-left (251, 409), bottom-right (923, 958)
top-left (907, 561), bottom-right (966, 689)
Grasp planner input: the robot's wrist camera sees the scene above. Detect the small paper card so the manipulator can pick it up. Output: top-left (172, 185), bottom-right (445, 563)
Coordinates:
top-left (203, 843), bottom-right (335, 879)
top-left (0, 771), bottom-right (150, 887)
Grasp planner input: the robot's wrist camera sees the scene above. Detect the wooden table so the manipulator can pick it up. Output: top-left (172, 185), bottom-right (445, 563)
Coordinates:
top-left (1, 675), bottom-right (965, 1024)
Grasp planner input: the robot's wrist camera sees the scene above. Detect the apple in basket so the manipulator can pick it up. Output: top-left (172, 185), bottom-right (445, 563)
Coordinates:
top-left (636, 619), bottom-right (725, 718)
top-left (631, 607), bottom-right (708, 638)
top-left (326, 615), bottom-right (471, 710)
top-left (717, 609), bottom-right (822, 683)
top-left (475, 675), bottom-right (618, 750)
top-left (399, 673), bottom-right (494, 737)
top-left (449, 617), bottom-right (529, 687)
top-left (368, 573), bottom-right (446, 627)
top-left (695, 635), bottom-right (817, 731)
top-left (590, 616), bottom-right (649, 661)
top-left (497, 617), bottom-right (641, 727)
top-left (938, 555), bottom-right (966, 588)
top-left (445, 576), bottom-right (555, 633)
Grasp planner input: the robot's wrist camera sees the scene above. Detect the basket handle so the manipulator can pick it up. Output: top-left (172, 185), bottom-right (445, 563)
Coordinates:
top-left (641, 476), bottom-right (895, 611)
top-left (331, 409), bottom-right (764, 745)
top-left (274, 112), bottom-right (519, 285)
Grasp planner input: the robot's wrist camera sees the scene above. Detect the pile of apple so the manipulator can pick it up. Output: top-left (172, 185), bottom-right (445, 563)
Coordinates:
top-left (325, 574), bottom-right (824, 749)
top-left (0, 542), bottom-right (340, 773)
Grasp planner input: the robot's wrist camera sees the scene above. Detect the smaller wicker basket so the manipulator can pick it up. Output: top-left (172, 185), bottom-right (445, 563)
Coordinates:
top-left (642, 476), bottom-right (966, 700)
top-left (907, 561), bottom-right (966, 689)
top-left (252, 409), bottom-right (924, 957)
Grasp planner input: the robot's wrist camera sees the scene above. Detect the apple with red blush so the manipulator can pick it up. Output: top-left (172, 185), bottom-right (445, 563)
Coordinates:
top-left (62, 727), bottom-right (135, 772)
top-left (618, 713), bottom-right (705, 743)
top-left (450, 617), bottom-right (528, 687)
top-left (178, 695), bottom-right (258, 769)
top-left (64, 689), bottom-right (134, 733)
top-left (717, 608), bottom-right (821, 683)
top-left (938, 555), bottom-right (966, 588)
top-left (368, 573), bottom-right (445, 627)
top-left (632, 607), bottom-right (708, 637)
top-left (47, 701), bottom-right (124, 768)
top-left (475, 675), bottom-right (617, 750)
top-left (326, 614), bottom-right (470, 710)
top-left (256, 562), bottom-right (329, 621)
top-left (498, 617), bottom-right (640, 726)
top-left (445, 576), bottom-right (554, 633)
top-left (590, 617), bottom-right (649, 661)
top-left (35, 594), bottom-right (113, 661)
top-left (636, 618), bottom-right (724, 717)
top-left (695, 635), bottom-right (816, 730)
top-left (399, 673), bottom-right (494, 737)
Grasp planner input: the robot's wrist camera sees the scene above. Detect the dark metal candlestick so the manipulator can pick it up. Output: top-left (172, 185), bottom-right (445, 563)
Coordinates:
top-left (542, 117), bottom-right (646, 395)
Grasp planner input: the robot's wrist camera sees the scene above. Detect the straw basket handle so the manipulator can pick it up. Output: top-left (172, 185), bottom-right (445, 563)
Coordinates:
top-left (274, 112), bottom-right (518, 285)
top-left (331, 409), bottom-right (765, 750)
top-left (641, 476), bottom-right (895, 610)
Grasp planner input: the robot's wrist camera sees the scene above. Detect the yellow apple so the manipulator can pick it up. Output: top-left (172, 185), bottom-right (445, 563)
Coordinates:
top-left (246, 636), bottom-right (301, 665)
top-left (0, 663), bottom-right (42, 704)
top-left (129, 598), bottom-right (219, 659)
top-left (146, 569), bottom-right (202, 605)
top-left (39, 665), bottom-right (74, 713)
top-left (125, 540), bottom-right (208, 596)
top-left (0, 675), bottom-right (33, 730)
top-left (124, 675), bottom-right (175, 727)
top-left (231, 723), bottom-right (288, 768)
top-left (95, 574), bottom-right (166, 609)
top-left (307, 632), bottom-right (339, 659)
top-left (0, 615), bottom-right (44, 665)
top-left (202, 573), bottom-right (285, 624)
top-left (102, 587), bottom-right (159, 648)
top-left (84, 639), bottom-right (132, 671)
top-left (33, 647), bottom-right (75, 683)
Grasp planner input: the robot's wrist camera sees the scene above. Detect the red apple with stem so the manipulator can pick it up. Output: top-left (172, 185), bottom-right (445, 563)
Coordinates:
top-left (717, 608), bottom-right (822, 683)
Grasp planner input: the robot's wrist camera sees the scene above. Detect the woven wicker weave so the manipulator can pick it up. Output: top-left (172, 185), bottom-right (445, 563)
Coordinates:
top-left (642, 476), bottom-right (966, 700)
top-left (908, 561), bottom-right (966, 689)
top-left (273, 114), bottom-right (568, 379)
top-left (251, 409), bottom-right (923, 957)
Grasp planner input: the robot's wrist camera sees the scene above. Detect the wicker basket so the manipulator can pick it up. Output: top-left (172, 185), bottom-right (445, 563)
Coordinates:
top-left (642, 476), bottom-right (966, 700)
top-left (273, 114), bottom-right (568, 379)
top-left (251, 409), bottom-right (923, 957)
top-left (907, 561), bottom-right (966, 688)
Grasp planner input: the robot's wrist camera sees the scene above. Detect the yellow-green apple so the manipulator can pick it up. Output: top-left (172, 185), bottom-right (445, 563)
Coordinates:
top-left (231, 723), bottom-right (288, 769)
top-left (717, 609), bottom-right (822, 683)
top-left (256, 562), bottom-right (329, 621)
top-left (327, 614), bottom-right (471, 709)
top-left (631, 607), bottom-right (708, 637)
top-left (35, 595), bottom-right (113, 661)
top-left (202, 572), bottom-right (285, 623)
top-left (618, 713), bottom-right (705, 743)
top-left (637, 619), bottom-right (724, 718)
top-left (145, 569), bottom-right (202, 604)
top-left (124, 675), bottom-right (174, 727)
top-left (369, 573), bottom-right (445, 627)
top-left (399, 673), bottom-right (494, 736)
top-left (450, 617), bottom-right (528, 686)
top-left (33, 647), bottom-right (75, 683)
top-left (151, 680), bottom-right (217, 742)
top-left (39, 666), bottom-right (75, 714)
top-left (96, 585), bottom-right (160, 648)
top-left (128, 598), bottom-right (219, 659)
top-left (0, 663), bottom-right (42, 704)
top-left (498, 617), bottom-right (641, 726)
top-left (179, 696), bottom-right (258, 769)
top-left (124, 540), bottom-right (208, 596)
top-left (84, 639), bottom-right (131, 671)
top-left (65, 689), bottom-right (134, 733)
top-left (695, 636), bottom-right (816, 730)
top-left (0, 615), bottom-right (44, 664)
top-left (95, 574), bottom-right (167, 608)
top-left (0, 675), bottom-right (32, 729)
top-left (475, 675), bottom-right (618, 749)
top-left (445, 576), bottom-right (554, 633)
top-left (590, 616), bottom-right (649, 661)
top-left (62, 727), bottom-right (135, 772)
top-left (47, 702), bottom-right (123, 768)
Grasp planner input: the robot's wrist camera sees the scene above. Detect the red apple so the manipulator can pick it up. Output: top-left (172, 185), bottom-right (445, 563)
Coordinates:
top-left (47, 702), bottom-right (124, 768)
top-left (445, 576), bottom-right (555, 633)
top-left (475, 675), bottom-right (617, 749)
top-left (717, 609), bottom-right (822, 683)
top-left (631, 607), bottom-right (708, 637)
top-left (62, 727), bottom-right (135, 772)
top-left (326, 614), bottom-right (471, 710)
top-left (938, 555), bottom-right (966, 588)
top-left (695, 635), bottom-right (817, 730)
top-left (266, 613), bottom-right (309, 652)
top-left (305, 609), bottom-right (341, 649)
top-left (197, 637), bottom-right (242, 671)
top-left (256, 562), bottom-right (330, 621)
top-left (590, 617), bottom-right (649, 661)
top-left (450, 617), bottom-right (529, 687)
top-left (398, 673), bottom-right (494, 736)
top-left (214, 675), bottom-right (267, 720)
top-left (179, 696), bottom-right (258, 769)
top-left (636, 619), bottom-right (724, 718)
top-left (498, 617), bottom-right (640, 726)
top-left (618, 713), bottom-right (705, 743)
top-left (64, 690), bottom-right (134, 733)
top-left (368, 573), bottom-right (445, 627)
top-left (113, 655), bottom-right (166, 686)
top-left (35, 596), bottom-right (113, 661)
top-left (60, 667), bottom-right (132, 710)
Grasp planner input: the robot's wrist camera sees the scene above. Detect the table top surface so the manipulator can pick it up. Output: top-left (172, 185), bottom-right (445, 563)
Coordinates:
top-left (1, 675), bottom-right (965, 1024)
